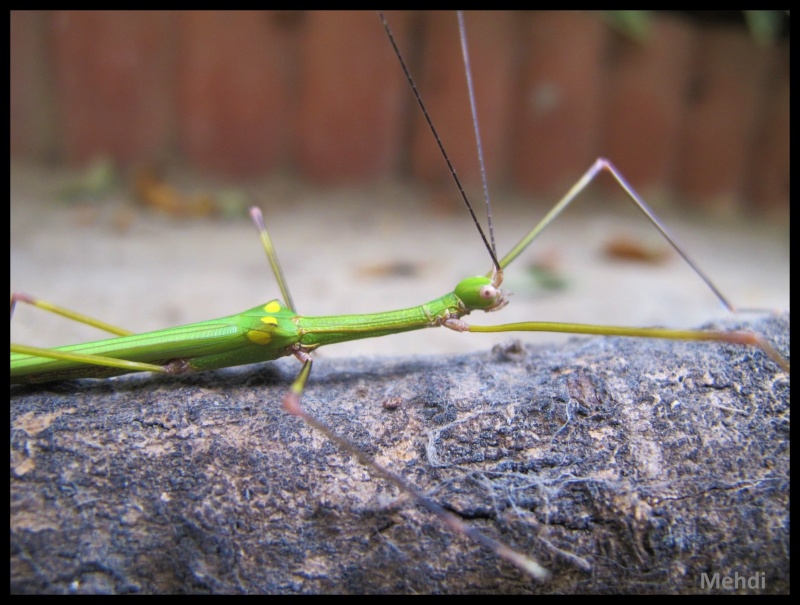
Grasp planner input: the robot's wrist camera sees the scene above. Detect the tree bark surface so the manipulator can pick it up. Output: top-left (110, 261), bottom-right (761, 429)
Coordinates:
top-left (10, 314), bottom-right (790, 594)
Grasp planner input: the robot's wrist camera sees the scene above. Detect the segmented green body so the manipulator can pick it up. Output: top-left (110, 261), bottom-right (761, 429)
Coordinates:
top-left (11, 277), bottom-right (500, 385)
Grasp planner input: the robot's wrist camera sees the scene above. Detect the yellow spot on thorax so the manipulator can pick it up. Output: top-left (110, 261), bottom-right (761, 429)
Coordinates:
top-left (246, 301), bottom-right (284, 345)
top-left (264, 301), bottom-right (282, 314)
top-left (246, 329), bottom-right (272, 346)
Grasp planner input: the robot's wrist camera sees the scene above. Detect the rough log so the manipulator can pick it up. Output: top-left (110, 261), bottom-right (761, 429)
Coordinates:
top-left (10, 314), bottom-right (789, 594)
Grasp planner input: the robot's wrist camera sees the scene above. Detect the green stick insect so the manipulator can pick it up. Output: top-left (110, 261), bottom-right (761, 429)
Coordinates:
top-left (10, 12), bottom-right (790, 585)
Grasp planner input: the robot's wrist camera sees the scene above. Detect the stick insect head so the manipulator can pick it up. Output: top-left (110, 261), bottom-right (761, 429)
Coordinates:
top-left (454, 275), bottom-right (509, 313)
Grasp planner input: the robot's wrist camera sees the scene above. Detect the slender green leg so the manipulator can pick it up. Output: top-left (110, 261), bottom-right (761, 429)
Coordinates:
top-left (249, 207), bottom-right (297, 314)
top-left (11, 292), bottom-right (133, 336)
top-left (10, 343), bottom-right (167, 374)
top-left (468, 322), bottom-right (789, 373)
top-left (11, 292), bottom-right (167, 374)
top-left (495, 159), bottom-right (737, 312)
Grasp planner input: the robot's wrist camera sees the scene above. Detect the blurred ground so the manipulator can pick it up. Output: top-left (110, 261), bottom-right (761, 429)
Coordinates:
top-left (10, 160), bottom-right (789, 361)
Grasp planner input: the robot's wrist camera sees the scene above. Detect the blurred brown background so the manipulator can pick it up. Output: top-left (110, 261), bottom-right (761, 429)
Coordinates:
top-left (11, 10), bottom-right (790, 218)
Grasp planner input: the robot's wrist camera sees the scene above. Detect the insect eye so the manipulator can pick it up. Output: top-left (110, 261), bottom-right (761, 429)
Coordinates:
top-left (479, 285), bottom-right (497, 300)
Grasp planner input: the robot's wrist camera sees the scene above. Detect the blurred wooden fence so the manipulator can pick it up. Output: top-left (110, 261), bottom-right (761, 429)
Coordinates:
top-left (10, 10), bottom-right (789, 217)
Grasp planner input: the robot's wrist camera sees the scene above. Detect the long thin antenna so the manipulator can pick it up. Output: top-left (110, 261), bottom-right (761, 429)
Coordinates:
top-left (457, 11), bottom-right (497, 260)
top-left (379, 12), bottom-right (501, 274)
